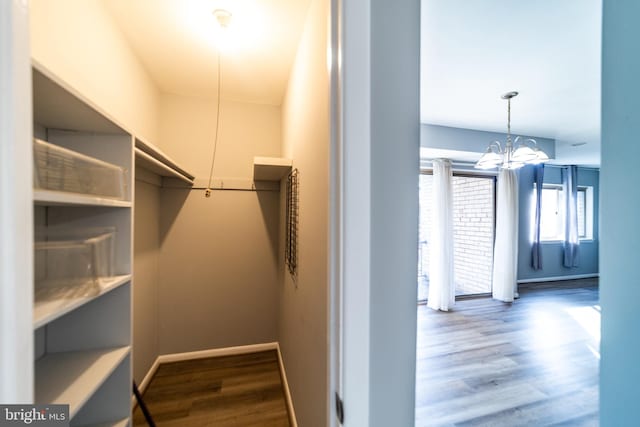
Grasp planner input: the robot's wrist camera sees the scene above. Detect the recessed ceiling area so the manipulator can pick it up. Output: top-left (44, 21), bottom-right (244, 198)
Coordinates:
top-left (103, 0), bottom-right (312, 106)
top-left (421, 0), bottom-right (602, 166)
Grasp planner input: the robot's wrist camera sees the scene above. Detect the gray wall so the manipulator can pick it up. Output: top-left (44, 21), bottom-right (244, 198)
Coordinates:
top-left (517, 165), bottom-right (600, 281)
top-left (153, 76), bottom-right (283, 357)
top-left (133, 175), bottom-right (160, 383)
top-left (278, 0), bottom-right (329, 424)
top-left (600, 0), bottom-right (640, 423)
top-left (157, 189), bottom-right (280, 354)
top-left (421, 123), bottom-right (556, 158)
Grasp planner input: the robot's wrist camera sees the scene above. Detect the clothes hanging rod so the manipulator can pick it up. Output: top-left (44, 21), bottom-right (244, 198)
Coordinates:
top-left (134, 138), bottom-right (195, 181)
top-left (135, 148), bottom-right (194, 185)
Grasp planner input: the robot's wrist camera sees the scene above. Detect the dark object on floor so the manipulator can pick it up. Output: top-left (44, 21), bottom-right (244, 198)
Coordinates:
top-left (133, 381), bottom-right (156, 427)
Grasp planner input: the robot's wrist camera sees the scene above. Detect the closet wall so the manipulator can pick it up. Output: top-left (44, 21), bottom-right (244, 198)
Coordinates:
top-left (278, 0), bottom-right (330, 425)
top-left (133, 175), bottom-right (160, 383)
top-left (155, 92), bottom-right (282, 355)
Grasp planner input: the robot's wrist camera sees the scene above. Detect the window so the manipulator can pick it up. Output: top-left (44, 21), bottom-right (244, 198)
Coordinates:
top-left (578, 186), bottom-right (594, 240)
top-left (577, 188), bottom-right (586, 238)
top-left (539, 185), bottom-right (564, 241)
top-left (534, 184), bottom-right (594, 242)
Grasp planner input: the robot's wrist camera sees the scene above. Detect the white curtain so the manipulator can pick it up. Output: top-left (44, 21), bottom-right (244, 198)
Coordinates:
top-left (492, 168), bottom-right (519, 302)
top-left (427, 159), bottom-right (455, 311)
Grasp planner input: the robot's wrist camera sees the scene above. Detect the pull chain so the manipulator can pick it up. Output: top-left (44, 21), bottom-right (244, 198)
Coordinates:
top-left (205, 48), bottom-right (222, 198)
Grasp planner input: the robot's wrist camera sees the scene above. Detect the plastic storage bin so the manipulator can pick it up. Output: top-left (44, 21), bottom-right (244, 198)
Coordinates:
top-left (34, 138), bottom-right (127, 200)
top-left (34, 231), bottom-right (115, 301)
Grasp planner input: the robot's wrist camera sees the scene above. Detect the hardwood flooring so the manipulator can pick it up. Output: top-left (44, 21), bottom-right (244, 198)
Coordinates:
top-left (415, 279), bottom-right (600, 426)
top-left (133, 350), bottom-right (290, 427)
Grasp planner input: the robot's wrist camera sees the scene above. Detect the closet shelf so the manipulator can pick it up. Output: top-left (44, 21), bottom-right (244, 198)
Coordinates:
top-left (135, 138), bottom-right (195, 185)
top-left (35, 346), bottom-right (130, 418)
top-left (253, 157), bottom-right (292, 181)
top-left (34, 275), bottom-right (132, 329)
top-left (34, 190), bottom-right (132, 208)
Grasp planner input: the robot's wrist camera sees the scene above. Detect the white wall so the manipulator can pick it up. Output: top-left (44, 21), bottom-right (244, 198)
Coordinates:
top-left (278, 0), bottom-right (330, 425)
top-left (600, 0), bottom-right (640, 424)
top-left (30, 0), bottom-right (160, 143)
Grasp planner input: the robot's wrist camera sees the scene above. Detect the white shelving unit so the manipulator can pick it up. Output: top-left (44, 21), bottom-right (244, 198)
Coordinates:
top-left (32, 64), bottom-right (133, 426)
top-left (34, 275), bottom-right (132, 329)
top-left (34, 190), bottom-right (132, 208)
top-left (135, 137), bottom-right (195, 185)
top-left (253, 156), bottom-right (292, 181)
top-left (35, 347), bottom-right (130, 417)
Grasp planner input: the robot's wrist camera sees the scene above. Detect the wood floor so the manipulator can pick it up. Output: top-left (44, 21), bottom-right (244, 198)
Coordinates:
top-left (415, 279), bottom-right (600, 426)
top-left (133, 350), bottom-right (290, 427)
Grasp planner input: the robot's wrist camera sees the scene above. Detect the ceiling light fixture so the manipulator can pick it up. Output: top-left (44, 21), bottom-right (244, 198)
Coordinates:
top-left (213, 9), bottom-right (232, 29)
top-left (475, 91), bottom-right (549, 170)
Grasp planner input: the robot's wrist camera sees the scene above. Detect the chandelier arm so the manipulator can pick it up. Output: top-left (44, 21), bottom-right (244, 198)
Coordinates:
top-left (475, 90), bottom-right (548, 170)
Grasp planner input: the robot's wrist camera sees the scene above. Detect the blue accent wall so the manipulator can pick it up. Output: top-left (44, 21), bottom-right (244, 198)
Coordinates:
top-left (517, 165), bottom-right (600, 281)
top-left (421, 124), bottom-right (556, 157)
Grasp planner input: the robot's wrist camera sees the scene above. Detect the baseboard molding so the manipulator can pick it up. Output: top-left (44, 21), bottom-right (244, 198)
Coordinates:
top-left (132, 357), bottom-right (161, 409)
top-left (275, 343), bottom-right (298, 427)
top-left (157, 342), bottom-right (278, 364)
top-left (132, 341), bottom-right (298, 426)
top-left (139, 358), bottom-right (160, 394)
top-left (517, 273), bottom-right (599, 284)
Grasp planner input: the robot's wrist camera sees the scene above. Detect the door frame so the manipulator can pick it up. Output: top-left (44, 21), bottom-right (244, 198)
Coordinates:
top-left (0, 0), bottom-right (34, 403)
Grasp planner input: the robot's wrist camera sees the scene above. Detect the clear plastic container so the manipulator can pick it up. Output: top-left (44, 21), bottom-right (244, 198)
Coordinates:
top-left (34, 230), bottom-right (115, 301)
top-left (33, 138), bottom-right (127, 200)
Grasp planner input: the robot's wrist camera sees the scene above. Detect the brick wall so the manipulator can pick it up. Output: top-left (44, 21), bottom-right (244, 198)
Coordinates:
top-left (451, 176), bottom-right (494, 294)
top-left (418, 174), bottom-right (494, 298)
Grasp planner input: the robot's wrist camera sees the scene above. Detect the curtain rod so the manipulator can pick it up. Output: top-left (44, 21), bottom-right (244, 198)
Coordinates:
top-left (421, 159), bottom-right (600, 172)
top-left (420, 162), bottom-right (498, 176)
top-left (421, 159), bottom-right (475, 167)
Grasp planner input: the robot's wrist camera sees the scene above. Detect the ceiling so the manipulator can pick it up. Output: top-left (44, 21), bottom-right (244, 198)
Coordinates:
top-left (104, 0), bottom-right (601, 166)
top-left (421, 0), bottom-right (602, 166)
top-left (103, 0), bottom-right (311, 106)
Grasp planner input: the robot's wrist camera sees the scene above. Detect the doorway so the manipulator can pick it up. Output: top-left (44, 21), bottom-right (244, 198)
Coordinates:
top-left (418, 171), bottom-right (496, 302)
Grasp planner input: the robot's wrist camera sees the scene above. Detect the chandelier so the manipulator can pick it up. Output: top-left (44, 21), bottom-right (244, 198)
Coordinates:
top-left (475, 91), bottom-right (549, 170)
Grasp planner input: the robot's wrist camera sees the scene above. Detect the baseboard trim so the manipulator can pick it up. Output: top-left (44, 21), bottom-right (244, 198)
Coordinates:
top-left (517, 273), bottom-right (599, 284)
top-left (139, 358), bottom-right (160, 394)
top-left (157, 342), bottom-right (278, 364)
top-left (276, 343), bottom-right (298, 427)
top-left (132, 357), bottom-right (161, 409)
top-left (132, 342), bottom-right (297, 426)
